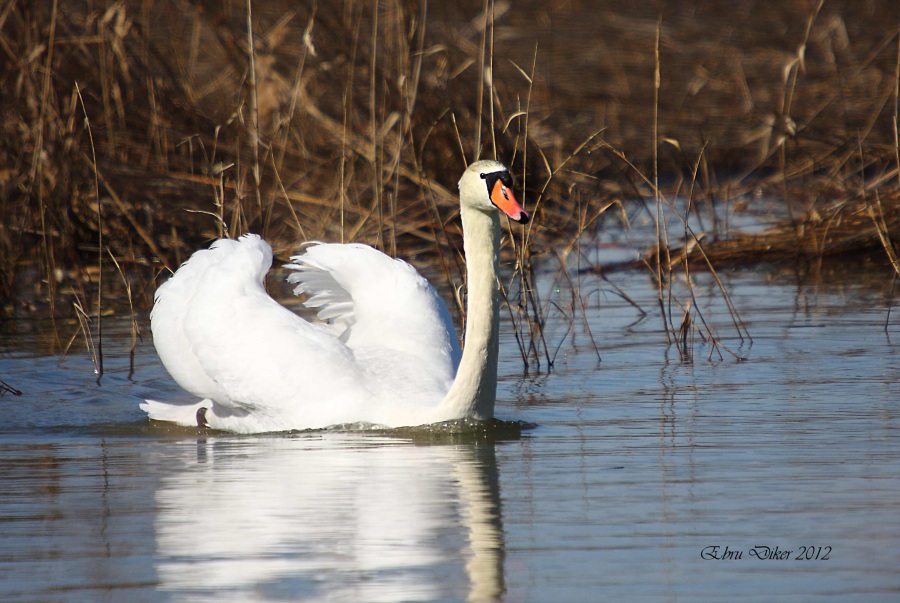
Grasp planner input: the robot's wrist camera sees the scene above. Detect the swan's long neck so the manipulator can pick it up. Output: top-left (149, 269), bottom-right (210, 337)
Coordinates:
top-left (435, 206), bottom-right (501, 421)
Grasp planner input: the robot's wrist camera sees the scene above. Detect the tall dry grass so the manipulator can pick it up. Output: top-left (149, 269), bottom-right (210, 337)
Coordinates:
top-left (2, 2), bottom-right (567, 291)
top-left (2, 0), bottom-right (900, 363)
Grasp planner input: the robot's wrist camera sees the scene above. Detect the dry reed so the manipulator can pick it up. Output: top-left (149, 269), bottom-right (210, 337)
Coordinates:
top-left (2, 0), bottom-right (900, 360)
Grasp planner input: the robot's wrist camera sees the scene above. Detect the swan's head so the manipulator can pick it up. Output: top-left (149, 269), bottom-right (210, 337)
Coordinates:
top-left (459, 160), bottom-right (530, 224)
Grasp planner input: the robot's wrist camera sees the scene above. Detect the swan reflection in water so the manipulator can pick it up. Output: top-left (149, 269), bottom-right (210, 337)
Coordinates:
top-left (150, 432), bottom-right (506, 602)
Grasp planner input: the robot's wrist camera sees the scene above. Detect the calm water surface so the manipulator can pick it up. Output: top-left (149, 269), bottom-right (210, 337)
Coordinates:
top-left (1, 263), bottom-right (899, 602)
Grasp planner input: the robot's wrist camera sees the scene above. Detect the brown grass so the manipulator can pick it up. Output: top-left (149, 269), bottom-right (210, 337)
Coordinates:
top-left (2, 0), bottom-right (900, 360)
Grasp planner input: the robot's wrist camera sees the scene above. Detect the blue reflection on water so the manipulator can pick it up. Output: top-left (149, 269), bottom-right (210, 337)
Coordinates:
top-left (1, 265), bottom-right (899, 602)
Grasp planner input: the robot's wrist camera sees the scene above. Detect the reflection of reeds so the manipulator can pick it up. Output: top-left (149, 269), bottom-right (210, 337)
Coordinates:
top-left (0, 379), bottom-right (22, 397)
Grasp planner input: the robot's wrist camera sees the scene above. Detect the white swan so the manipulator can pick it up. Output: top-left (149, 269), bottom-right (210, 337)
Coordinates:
top-left (141, 160), bottom-right (529, 432)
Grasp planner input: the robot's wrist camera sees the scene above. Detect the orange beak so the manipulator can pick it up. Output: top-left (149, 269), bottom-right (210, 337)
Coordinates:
top-left (490, 179), bottom-right (530, 224)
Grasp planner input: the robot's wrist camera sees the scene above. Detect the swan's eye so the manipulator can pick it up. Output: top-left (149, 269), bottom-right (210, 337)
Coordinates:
top-left (480, 170), bottom-right (511, 200)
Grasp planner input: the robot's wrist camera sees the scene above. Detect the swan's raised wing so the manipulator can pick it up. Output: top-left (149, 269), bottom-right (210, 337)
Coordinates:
top-left (285, 244), bottom-right (462, 384)
top-left (150, 235), bottom-right (363, 420)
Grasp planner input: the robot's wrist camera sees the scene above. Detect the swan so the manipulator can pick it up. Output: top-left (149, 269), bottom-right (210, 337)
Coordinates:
top-left (141, 160), bottom-right (529, 432)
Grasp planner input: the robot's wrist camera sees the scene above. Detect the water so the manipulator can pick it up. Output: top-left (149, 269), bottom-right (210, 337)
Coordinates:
top-left (1, 263), bottom-right (899, 602)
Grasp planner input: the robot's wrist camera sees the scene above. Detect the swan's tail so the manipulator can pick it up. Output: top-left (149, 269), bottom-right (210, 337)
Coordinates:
top-left (151, 234), bottom-right (273, 400)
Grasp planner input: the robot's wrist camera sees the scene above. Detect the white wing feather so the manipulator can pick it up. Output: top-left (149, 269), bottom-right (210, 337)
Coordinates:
top-left (149, 238), bottom-right (244, 402)
top-left (285, 243), bottom-right (461, 378)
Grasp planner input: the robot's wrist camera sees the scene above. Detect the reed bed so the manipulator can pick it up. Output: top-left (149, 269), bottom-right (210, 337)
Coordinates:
top-left (654, 187), bottom-right (900, 268)
top-left (2, 0), bottom-right (900, 365)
